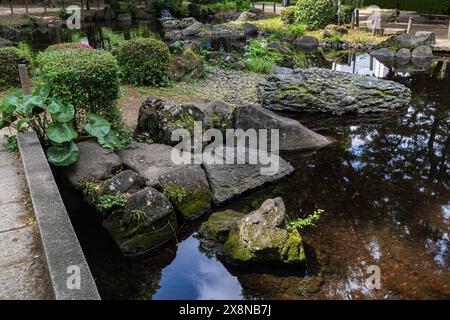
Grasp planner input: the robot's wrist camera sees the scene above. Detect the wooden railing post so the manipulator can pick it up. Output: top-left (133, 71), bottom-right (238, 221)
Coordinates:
top-left (18, 64), bottom-right (32, 96)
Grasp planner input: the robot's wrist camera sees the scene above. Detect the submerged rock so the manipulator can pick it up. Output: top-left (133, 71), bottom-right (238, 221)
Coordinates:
top-left (203, 146), bottom-right (294, 205)
top-left (62, 141), bottom-right (122, 190)
top-left (257, 67), bottom-right (412, 115)
top-left (134, 97), bottom-right (205, 146)
top-left (233, 104), bottom-right (331, 151)
top-left (103, 187), bottom-right (177, 255)
top-left (158, 166), bottom-right (212, 221)
top-left (223, 198), bottom-right (306, 264)
top-left (199, 209), bottom-right (246, 243)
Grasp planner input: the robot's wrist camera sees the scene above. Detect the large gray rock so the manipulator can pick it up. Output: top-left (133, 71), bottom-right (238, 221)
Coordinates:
top-left (369, 48), bottom-right (395, 60)
top-left (243, 22), bottom-right (258, 36)
top-left (158, 166), bottom-right (212, 221)
top-left (116, 13), bottom-right (132, 23)
top-left (294, 36), bottom-right (319, 50)
top-left (100, 170), bottom-right (146, 196)
top-left (412, 45), bottom-right (433, 59)
top-left (257, 67), bottom-right (412, 115)
top-left (162, 19), bottom-right (180, 30)
top-left (182, 21), bottom-right (202, 36)
top-left (118, 143), bottom-right (190, 188)
top-left (179, 17), bottom-right (198, 29)
top-left (237, 11), bottom-right (257, 22)
top-left (223, 197), bottom-right (306, 264)
top-left (395, 48), bottom-right (411, 60)
top-left (415, 31), bottom-right (436, 45)
top-left (323, 24), bottom-right (348, 38)
top-left (168, 47), bottom-right (204, 82)
top-left (233, 104), bottom-right (331, 151)
top-left (0, 23), bottom-right (20, 40)
top-left (192, 100), bottom-right (234, 132)
top-left (202, 146), bottom-right (294, 205)
top-left (103, 187), bottom-right (177, 255)
top-left (0, 37), bottom-right (13, 48)
top-left (134, 97), bottom-right (204, 146)
top-left (62, 141), bottom-right (122, 190)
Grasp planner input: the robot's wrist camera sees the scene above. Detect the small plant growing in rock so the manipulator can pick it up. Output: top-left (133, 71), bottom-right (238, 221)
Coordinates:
top-left (3, 134), bottom-right (18, 153)
top-left (163, 186), bottom-right (186, 205)
top-left (288, 208), bottom-right (324, 230)
top-left (96, 193), bottom-right (127, 211)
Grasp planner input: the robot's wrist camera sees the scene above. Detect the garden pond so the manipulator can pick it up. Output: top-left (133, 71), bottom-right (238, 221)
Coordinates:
top-left (42, 21), bottom-right (449, 300)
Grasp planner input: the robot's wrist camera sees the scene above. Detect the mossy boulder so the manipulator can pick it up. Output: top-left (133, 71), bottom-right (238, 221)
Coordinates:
top-left (135, 96), bottom-right (205, 146)
top-left (223, 197), bottom-right (306, 264)
top-left (159, 166), bottom-right (212, 221)
top-left (103, 187), bottom-right (177, 255)
top-left (168, 47), bottom-right (204, 82)
top-left (199, 210), bottom-right (246, 243)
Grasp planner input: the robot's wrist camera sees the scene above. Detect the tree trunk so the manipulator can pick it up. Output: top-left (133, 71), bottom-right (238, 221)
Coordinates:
top-left (9, 0), bottom-right (13, 15)
top-left (24, 0), bottom-right (29, 13)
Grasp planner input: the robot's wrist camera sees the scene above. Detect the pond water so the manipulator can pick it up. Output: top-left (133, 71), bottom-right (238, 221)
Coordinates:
top-left (51, 22), bottom-right (450, 299)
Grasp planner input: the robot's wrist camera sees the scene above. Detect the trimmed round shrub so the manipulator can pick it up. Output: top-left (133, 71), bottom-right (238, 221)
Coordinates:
top-left (0, 47), bottom-right (32, 88)
top-left (37, 46), bottom-right (121, 123)
top-left (295, 0), bottom-right (336, 30)
top-left (281, 6), bottom-right (297, 25)
top-left (115, 37), bottom-right (171, 86)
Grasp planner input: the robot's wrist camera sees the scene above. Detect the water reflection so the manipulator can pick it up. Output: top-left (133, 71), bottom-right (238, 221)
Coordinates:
top-left (332, 53), bottom-right (389, 78)
top-left (153, 236), bottom-right (243, 300)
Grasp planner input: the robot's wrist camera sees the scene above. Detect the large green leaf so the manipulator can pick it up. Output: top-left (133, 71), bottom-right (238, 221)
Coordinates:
top-left (46, 141), bottom-right (79, 167)
top-left (1, 95), bottom-right (21, 115)
top-left (47, 99), bottom-right (75, 123)
top-left (33, 85), bottom-right (50, 99)
top-left (0, 119), bottom-right (11, 130)
top-left (17, 95), bottom-right (44, 114)
top-left (84, 113), bottom-right (111, 138)
top-left (46, 123), bottom-right (78, 144)
top-left (98, 131), bottom-right (123, 150)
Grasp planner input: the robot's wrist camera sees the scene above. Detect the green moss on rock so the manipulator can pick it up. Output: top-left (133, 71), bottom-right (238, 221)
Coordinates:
top-left (199, 210), bottom-right (246, 243)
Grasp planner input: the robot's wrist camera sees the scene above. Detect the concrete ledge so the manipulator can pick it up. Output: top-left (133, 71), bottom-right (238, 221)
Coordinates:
top-left (17, 132), bottom-right (100, 300)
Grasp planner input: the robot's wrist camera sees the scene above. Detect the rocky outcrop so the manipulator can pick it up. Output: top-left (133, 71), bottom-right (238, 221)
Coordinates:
top-left (182, 21), bottom-right (203, 36)
top-left (234, 104), bottom-right (331, 151)
top-left (243, 22), bottom-right (258, 36)
top-left (323, 24), bottom-right (348, 38)
top-left (118, 143), bottom-right (191, 188)
top-left (237, 11), bottom-right (257, 22)
top-left (223, 198), bottom-right (306, 264)
top-left (168, 47), bottom-right (204, 81)
top-left (294, 36), bottom-right (319, 50)
top-left (62, 140), bottom-right (122, 190)
top-left (158, 166), bottom-right (212, 220)
top-left (192, 100), bottom-right (234, 132)
top-left (103, 187), bottom-right (177, 255)
top-left (257, 67), bottom-right (412, 115)
top-left (199, 209), bottom-right (246, 244)
top-left (134, 97), bottom-right (205, 146)
top-left (203, 146), bottom-right (294, 205)
top-left (0, 23), bottom-right (20, 40)
top-left (0, 37), bottom-right (13, 48)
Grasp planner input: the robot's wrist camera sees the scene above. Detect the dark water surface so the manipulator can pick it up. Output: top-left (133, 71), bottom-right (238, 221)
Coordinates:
top-left (49, 23), bottom-right (450, 299)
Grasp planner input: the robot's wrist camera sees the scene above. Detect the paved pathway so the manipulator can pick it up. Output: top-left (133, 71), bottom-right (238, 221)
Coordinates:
top-left (0, 133), bottom-right (52, 300)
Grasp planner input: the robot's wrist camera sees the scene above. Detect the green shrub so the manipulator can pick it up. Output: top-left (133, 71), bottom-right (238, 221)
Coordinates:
top-left (115, 37), bottom-right (171, 86)
top-left (295, 0), bottom-right (336, 30)
top-left (281, 6), bottom-right (296, 25)
top-left (369, 0), bottom-right (449, 14)
top-left (147, 0), bottom-right (186, 17)
top-left (340, 4), bottom-right (354, 24)
top-left (0, 47), bottom-right (32, 88)
top-left (37, 45), bottom-right (121, 124)
top-left (58, 8), bottom-right (72, 20)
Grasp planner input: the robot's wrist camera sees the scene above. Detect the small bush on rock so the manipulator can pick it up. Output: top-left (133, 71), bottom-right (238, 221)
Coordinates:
top-left (37, 45), bottom-right (121, 124)
top-left (295, 0), bottom-right (336, 30)
top-left (0, 47), bottom-right (32, 88)
top-left (115, 37), bottom-right (171, 87)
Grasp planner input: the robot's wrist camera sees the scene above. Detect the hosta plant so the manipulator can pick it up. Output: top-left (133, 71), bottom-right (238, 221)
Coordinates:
top-left (0, 85), bottom-right (123, 167)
